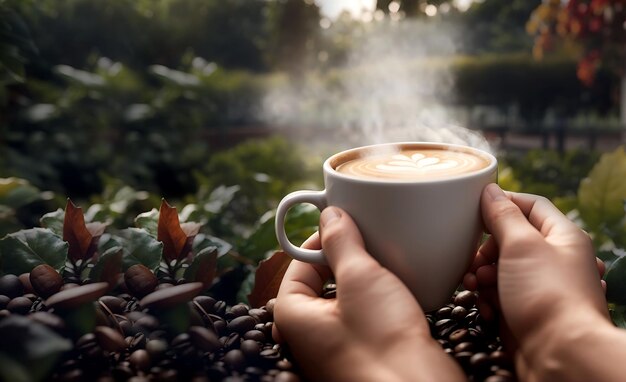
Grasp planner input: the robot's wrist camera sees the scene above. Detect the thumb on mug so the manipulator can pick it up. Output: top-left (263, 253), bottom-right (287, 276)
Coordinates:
top-left (319, 207), bottom-right (383, 285)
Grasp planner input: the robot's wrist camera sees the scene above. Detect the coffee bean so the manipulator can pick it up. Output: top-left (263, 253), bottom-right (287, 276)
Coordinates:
top-left (470, 352), bottom-right (490, 371)
top-left (45, 282), bottom-right (109, 310)
top-left (7, 296), bottom-right (32, 314)
top-left (240, 339), bottom-right (261, 357)
top-left (157, 369), bottom-right (179, 382)
top-left (245, 366), bottom-right (265, 376)
top-left (94, 326), bottom-right (126, 352)
top-left (454, 291), bottom-right (477, 309)
top-left (435, 318), bottom-right (454, 330)
top-left (207, 364), bottom-right (227, 380)
top-left (0, 275), bottom-right (23, 298)
top-left (260, 348), bottom-right (280, 360)
top-left (454, 342), bottom-right (475, 353)
top-left (323, 290), bottom-right (337, 299)
top-left (248, 308), bottom-right (270, 323)
top-left (222, 332), bottom-right (240, 351)
top-left (0, 309), bottom-right (10, 318)
top-left (454, 351), bottom-right (473, 368)
top-left (449, 328), bottom-right (470, 344)
top-left (129, 332), bottom-right (147, 350)
top-left (451, 306), bottom-right (467, 321)
top-left (30, 264), bottom-right (63, 298)
top-left (139, 282), bottom-right (203, 310)
top-left (436, 306), bottom-right (453, 319)
top-left (18, 273), bottom-right (34, 294)
top-left (146, 338), bottom-right (168, 361)
top-left (125, 264), bottom-right (158, 298)
top-left (494, 369), bottom-right (514, 378)
top-left (244, 330), bottom-right (266, 342)
top-left (134, 314), bottom-right (159, 331)
top-left (226, 304), bottom-right (249, 319)
top-left (485, 375), bottom-right (512, 382)
top-left (213, 320), bottom-right (226, 335)
top-left (275, 371), bottom-right (301, 382)
top-left (228, 315), bottom-right (257, 334)
top-left (214, 300), bottom-right (227, 315)
top-left (128, 376), bottom-right (149, 382)
top-left (224, 349), bottom-right (246, 370)
top-left (276, 359), bottom-right (293, 370)
top-left (0, 295), bottom-right (9, 310)
top-left (490, 350), bottom-right (511, 366)
top-left (189, 326), bottom-right (220, 352)
top-left (129, 349), bottom-right (151, 371)
top-left (265, 298), bottom-right (276, 316)
top-left (193, 295), bottom-right (216, 313)
top-left (99, 296), bottom-right (125, 314)
top-left (439, 324), bottom-right (459, 338)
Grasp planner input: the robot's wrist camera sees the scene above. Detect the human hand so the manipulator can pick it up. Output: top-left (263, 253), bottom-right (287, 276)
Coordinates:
top-left (273, 207), bottom-right (465, 382)
top-left (464, 184), bottom-right (611, 379)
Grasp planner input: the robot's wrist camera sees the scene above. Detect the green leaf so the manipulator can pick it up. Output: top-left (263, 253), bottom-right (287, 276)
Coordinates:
top-left (605, 254), bottom-right (626, 305)
top-left (0, 178), bottom-right (40, 209)
top-left (0, 228), bottom-right (68, 274)
top-left (578, 147), bottom-right (626, 231)
top-left (240, 205), bottom-right (319, 262)
top-left (135, 209), bottom-right (159, 237)
top-left (90, 246), bottom-right (123, 287)
top-left (609, 305), bottom-right (626, 329)
top-left (40, 209), bottom-right (64, 236)
top-left (193, 233), bottom-right (231, 258)
top-left (184, 246), bottom-right (217, 287)
top-left (98, 233), bottom-right (122, 254)
top-left (119, 228), bottom-right (163, 271)
top-left (0, 315), bottom-right (72, 382)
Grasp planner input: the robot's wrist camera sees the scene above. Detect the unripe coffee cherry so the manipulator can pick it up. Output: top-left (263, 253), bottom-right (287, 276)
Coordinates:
top-left (30, 264), bottom-right (63, 298)
top-left (125, 264), bottom-right (158, 298)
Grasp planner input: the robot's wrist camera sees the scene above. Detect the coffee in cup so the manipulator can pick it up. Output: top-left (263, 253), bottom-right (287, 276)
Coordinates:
top-left (275, 142), bottom-right (497, 311)
top-left (334, 147), bottom-right (491, 181)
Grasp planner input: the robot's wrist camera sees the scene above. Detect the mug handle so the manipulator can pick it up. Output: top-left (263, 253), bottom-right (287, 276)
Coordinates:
top-left (275, 190), bottom-right (328, 264)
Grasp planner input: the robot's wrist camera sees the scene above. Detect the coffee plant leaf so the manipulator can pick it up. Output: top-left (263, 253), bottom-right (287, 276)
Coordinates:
top-left (40, 208), bottom-right (64, 236)
top-left (62, 302), bottom-right (97, 337)
top-left (63, 200), bottom-right (103, 262)
top-left (135, 208), bottom-right (159, 237)
top-left (0, 228), bottom-right (68, 274)
top-left (0, 177), bottom-right (40, 209)
top-left (158, 199), bottom-right (196, 262)
top-left (184, 246), bottom-right (218, 288)
top-left (98, 233), bottom-right (122, 254)
top-left (119, 228), bottom-right (163, 271)
top-left (90, 246), bottom-right (123, 288)
top-left (0, 315), bottom-right (72, 382)
top-left (248, 251), bottom-right (292, 308)
top-left (606, 254), bottom-right (626, 305)
top-left (578, 147), bottom-right (626, 231)
top-left (194, 234), bottom-right (232, 258)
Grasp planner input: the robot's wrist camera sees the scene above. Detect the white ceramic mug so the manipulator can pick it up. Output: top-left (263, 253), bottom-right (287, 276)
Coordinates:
top-left (275, 142), bottom-right (497, 312)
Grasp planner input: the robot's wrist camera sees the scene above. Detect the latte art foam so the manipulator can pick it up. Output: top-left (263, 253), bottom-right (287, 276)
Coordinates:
top-left (335, 149), bottom-right (490, 180)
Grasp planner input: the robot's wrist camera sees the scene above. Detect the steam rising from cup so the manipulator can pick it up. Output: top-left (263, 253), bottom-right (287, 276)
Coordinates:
top-left (261, 17), bottom-right (491, 153)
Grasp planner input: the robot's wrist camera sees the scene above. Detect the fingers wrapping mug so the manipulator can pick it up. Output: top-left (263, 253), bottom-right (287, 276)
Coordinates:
top-left (275, 142), bottom-right (498, 312)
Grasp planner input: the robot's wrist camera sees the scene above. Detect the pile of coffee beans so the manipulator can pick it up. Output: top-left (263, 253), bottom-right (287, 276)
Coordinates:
top-left (0, 272), bottom-right (515, 382)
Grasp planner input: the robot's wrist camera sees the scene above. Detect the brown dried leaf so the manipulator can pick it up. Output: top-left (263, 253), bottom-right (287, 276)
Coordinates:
top-left (158, 200), bottom-right (197, 262)
top-left (63, 200), bottom-right (101, 262)
top-left (248, 251), bottom-right (292, 308)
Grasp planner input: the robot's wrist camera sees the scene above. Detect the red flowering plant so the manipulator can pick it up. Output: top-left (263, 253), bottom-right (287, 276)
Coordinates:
top-left (527, 0), bottom-right (626, 86)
